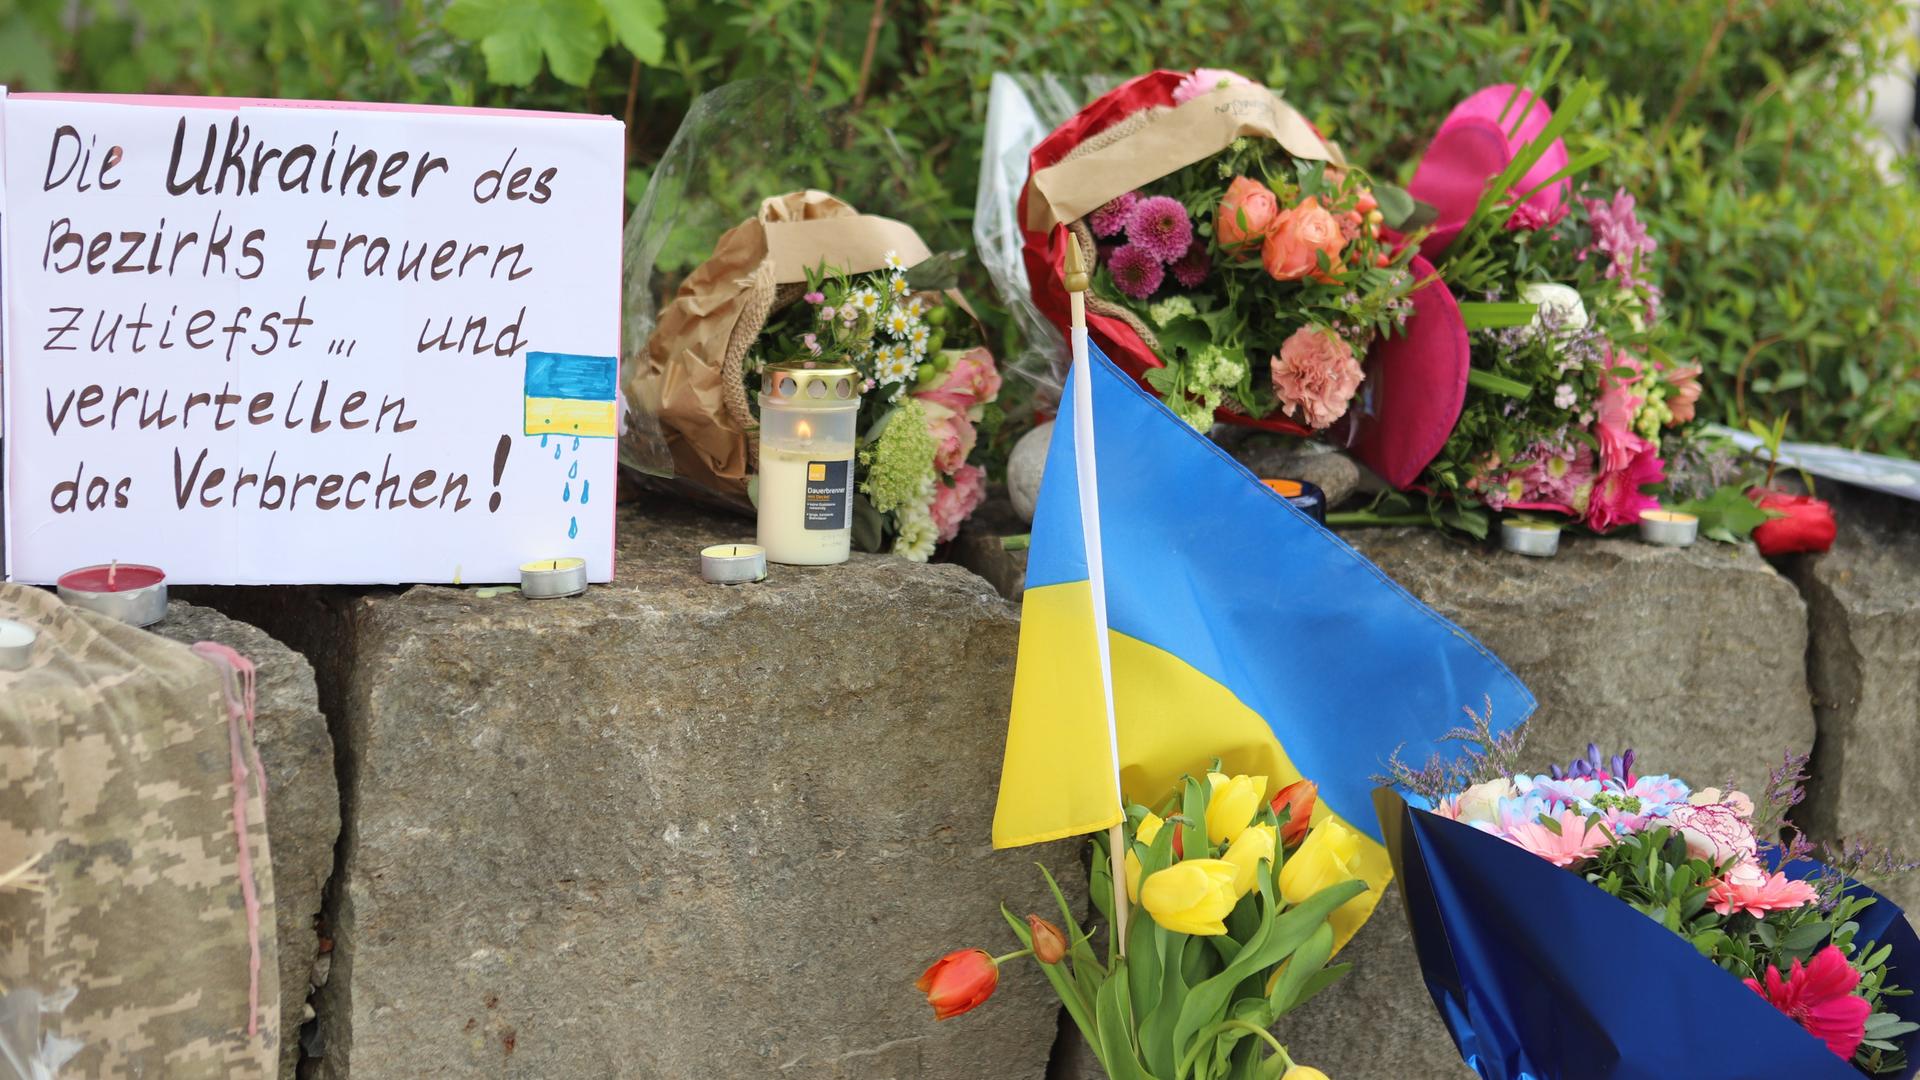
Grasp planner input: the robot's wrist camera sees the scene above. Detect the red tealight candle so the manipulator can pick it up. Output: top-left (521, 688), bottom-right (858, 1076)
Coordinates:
top-left (56, 562), bottom-right (169, 627)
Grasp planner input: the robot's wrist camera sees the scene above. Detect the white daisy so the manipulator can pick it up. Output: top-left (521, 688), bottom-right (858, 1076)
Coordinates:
top-left (905, 297), bottom-right (926, 318)
top-left (883, 249), bottom-right (906, 271)
top-left (884, 308), bottom-right (913, 337)
top-left (889, 275), bottom-right (912, 297)
top-left (850, 287), bottom-right (880, 313)
top-left (908, 324), bottom-right (931, 351)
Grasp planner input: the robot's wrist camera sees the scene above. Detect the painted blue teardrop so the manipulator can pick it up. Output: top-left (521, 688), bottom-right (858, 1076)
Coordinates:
top-left (568, 461), bottom-right (578, 479)
top-left (553, 443), bottom-right (561, 460)
top-left (572, 436), bottom-right (581, 451)
top-left (562, 482), bottom-right (572, 502)
top-left (540, 434), bottom-right (549, 448)
top-left (580, 481), bottom-right (590, 504)
top-left (567, 517), bottom-right (578, 539)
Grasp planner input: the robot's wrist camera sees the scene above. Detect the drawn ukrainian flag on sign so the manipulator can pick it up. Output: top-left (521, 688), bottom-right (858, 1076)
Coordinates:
top-left (992, 341), bottom-right (1536, 944)
top-left (524, 352), bottom-right (618, 439)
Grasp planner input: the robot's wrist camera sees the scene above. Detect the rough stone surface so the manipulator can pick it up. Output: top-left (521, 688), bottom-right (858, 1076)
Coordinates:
top-left (222, 501), bottom-right (1076, 1079)
top-left (1793, 486), bottom-right (1920, 912)
top-left (1008, 420), bottom-right (1055, 524)
top-left (1228, 441), bottom-right (1362, 509)
top-left (151, 600), bottom-right (336, 1080)
top-left (1279, 527), bottom-right (1815, 1079)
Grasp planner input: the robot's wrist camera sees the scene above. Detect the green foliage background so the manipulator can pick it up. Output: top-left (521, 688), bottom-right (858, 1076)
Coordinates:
top-left (4, 0), bottom-right (1916, 455)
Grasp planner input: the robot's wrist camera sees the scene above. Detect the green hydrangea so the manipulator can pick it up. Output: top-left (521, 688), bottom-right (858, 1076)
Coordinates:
top-left (1191, 344), bottom-right (1248, 391)
top-left (860, 398), bottom-right (937, 514)
top-left (1148, 296), bottom-right (1198, 327)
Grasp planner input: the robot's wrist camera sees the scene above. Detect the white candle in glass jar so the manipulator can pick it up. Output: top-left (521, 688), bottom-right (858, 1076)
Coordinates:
top-left (756, 364), bottom-right (862, 565)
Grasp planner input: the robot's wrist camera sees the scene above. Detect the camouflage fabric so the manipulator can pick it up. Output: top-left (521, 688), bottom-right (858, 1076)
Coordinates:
top-left (0, 583), bottom-right (279, 1078)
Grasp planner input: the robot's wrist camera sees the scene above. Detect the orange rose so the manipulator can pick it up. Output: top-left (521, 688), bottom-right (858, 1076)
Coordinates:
top-left (1216, 176), bottom-right (1279, 252)
top-left (1261, 198), bottom-right (1346, 282)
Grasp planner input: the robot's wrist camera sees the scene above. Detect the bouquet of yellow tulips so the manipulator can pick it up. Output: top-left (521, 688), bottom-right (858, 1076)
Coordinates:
top-left (918, 766), bottom-right (1366, 1079)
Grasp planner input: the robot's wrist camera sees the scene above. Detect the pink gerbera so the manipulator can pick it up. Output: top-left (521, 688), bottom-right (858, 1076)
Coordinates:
top-left (1089, 192), bottom-right (1139, 238)
top-left (1708, 870), bottom-right (1818, 917)
top-left (1584, 439), bottom-right (1665, 532)
top-left (1745, 946), bottom-right (1872, 1061)
top-left (1107, 243), bottom-right (1164, 300)
top-left (1497, 808), bottom-right (1613, 867)
top-left (1128, 195), bottom-right (1194, 263)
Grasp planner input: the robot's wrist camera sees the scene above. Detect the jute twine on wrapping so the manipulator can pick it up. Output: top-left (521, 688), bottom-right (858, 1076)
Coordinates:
top-left (624, 191), bottom-right (934, 504)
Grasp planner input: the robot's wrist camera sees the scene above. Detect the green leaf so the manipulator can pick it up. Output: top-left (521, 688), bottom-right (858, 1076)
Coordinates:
top-left (1095, 962), bottom-right (1164, 1080)
top-left (1002, 903), bottom-right (1103, 1068)
top-left (850, 493), bottom-right (885, 553)
top-left (1371, 182), bottom-right (1418, 230)
top-left (443, 0), bottom-right (608, 87)
top-left (598, 0), bottom-right (666, 64)
top-left (1267, 922), bottom-right (1335, 1016)
top-left (1669, 484), bottom-right (1773, 543)
top-left (1458, 301), bottom-right (1541, 331)
top-left (903, 250), bottom-right (967, 292)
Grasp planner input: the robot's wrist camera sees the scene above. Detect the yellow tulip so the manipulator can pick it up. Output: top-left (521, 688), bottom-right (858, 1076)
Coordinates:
top-left (1205, 772), bottom-right (1268, 845)
top-left (1138, 858), bottom-right (1239, 936)
top-left (1278, 818), bottom-right (1362, 906)
top-left (1221, 822), bottom-right (1277, 897)
top-left (1281, 1066), bottom-right (1331, 1080)
top-left (1124, 812), bottom-right (1166, 903)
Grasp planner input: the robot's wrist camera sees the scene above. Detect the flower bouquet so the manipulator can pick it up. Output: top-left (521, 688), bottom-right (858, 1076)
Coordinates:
top-left (1387, 74), bottom-right (1743, 539)
top-left (1019, 68), bottom-right (1472, 488)
top-left (623, 191), bottom-right (1001, 559)
top-left (1376, 717), bottom-right (1920, 1078)
top-left (920, 768), bottom-right (1367, 1079)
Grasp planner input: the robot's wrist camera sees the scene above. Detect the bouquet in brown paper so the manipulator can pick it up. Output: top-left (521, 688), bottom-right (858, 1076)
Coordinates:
top-left (1018, 68), bottom-right (1471, 489)
top-left (624, 190), bottom-right (1001, 559)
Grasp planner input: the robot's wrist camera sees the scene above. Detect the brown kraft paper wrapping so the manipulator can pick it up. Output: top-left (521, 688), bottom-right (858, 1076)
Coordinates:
top-left (625, 190), bottom-right (942, 504)
top-left (1024, 82), bottom-right (1341, 233)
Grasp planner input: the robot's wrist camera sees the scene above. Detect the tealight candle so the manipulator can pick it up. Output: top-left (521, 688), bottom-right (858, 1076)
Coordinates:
top-left (56, 562), bottom-right (169, 626)
top-left (1261, 478), bottom-right (1327, 525)
top-left (700, 544), bottom-right (767, 585)
top-left (0, 619), bottom-right (37, 672)
top-left (1638, 509), bottom-right (1699, 547)
top-left (519, 557), bottom-right (587, 599)
top-left (1500, 519), bottom-right (1561, 558)
top-left (756, 363), bottom-right (861, 566)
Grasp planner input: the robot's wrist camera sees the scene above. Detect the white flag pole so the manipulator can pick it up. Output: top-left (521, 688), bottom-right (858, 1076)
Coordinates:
top-left (1062, 235), bottom-right (1130, 958)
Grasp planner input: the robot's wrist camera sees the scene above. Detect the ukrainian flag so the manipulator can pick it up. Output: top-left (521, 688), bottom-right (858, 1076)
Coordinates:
top-left (524, 352), bottom-right (619, 439)
top-left (993, 341), bottom-right (1535, 943)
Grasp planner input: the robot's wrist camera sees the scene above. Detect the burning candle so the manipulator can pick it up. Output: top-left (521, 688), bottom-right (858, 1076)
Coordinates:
top-left (1499, 519), bottom-right (1561, 558)
top-left (519, 557), bottom-right (587, 599)
top-left (756, 363), bottom-right (861, 565)
top-left (0, 619), bottom-right (37, 672)
top-left (1260, 478), bottom-right (1327, 525)
top-left (56, 562), bottom-right (169, 626)
top-left (1638, 509), bottom-right (1698, 547)
top-left (700, 544), bottom-right (767, 585)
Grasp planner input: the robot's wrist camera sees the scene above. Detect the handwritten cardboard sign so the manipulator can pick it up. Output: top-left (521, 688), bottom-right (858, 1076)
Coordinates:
top-left (1, 92), bottom-right (623, 584)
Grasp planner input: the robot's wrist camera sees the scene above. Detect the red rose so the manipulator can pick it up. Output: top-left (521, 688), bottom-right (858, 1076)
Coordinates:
top-left (1748, 488), bottom-right (1837, 556)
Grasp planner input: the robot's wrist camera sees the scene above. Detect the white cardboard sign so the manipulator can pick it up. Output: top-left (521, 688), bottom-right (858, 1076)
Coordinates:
top-left (1, 95), bottom-right (623, 584)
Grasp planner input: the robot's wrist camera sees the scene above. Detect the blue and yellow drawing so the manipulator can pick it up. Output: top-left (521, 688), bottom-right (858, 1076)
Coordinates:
top-left (524, 352), bottom-right (618, 439)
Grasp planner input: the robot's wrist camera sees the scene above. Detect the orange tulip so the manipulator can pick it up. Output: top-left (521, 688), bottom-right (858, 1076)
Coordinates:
top-left (1028, 916), bottom-right (1068, 965)
top-left (916, 948), bottom-right (999, 1020)
top-left (1271, 779), bottom-right (1319, 847)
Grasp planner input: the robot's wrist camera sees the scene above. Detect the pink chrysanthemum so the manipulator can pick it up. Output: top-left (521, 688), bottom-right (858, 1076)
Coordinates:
top-left (1708, 871), bottom-right (1818, 917)
top-left (1089, 192), bottom-right (1139, 238)
top-left (1128, 195), bottom-right (1194, 263)
top-left (1497, 808), bottom-right (1613, 867)
top-left (1169, 240), bottom-right (1210, 288)
top-left (1746, 946), bottom-right (1871, 1061)
top-left (1107, 243), bottom-right (1164, 300)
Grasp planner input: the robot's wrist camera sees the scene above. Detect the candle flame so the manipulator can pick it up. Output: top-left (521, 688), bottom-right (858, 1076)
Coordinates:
top-left (796, 419), bottom-right (813, 440)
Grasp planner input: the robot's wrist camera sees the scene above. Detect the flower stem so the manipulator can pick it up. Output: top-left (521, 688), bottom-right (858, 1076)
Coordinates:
top-left (991, 947), bottom-right (1034, 966)
top-left (1324, 511), bottom-right (1434, 528)
top-left (1176, 1018), bottom-right (1293, 1076)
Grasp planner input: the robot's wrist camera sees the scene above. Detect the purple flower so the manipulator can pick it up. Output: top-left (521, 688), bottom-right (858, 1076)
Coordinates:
top-left (1169, 240), bottom-right (1210, 288)
top-left (1107, 243), bottom-right (1164, 300)
top-left (1127, 195), bottom-right (1194, 263)
top-left (1089, 192), bottom-right (1139, 238)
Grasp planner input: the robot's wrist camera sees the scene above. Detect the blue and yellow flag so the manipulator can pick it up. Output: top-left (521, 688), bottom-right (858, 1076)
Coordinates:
top-left (993, 341), bottom-right (1536, 937)
top-left (524, 352), bottom-right (619, 439)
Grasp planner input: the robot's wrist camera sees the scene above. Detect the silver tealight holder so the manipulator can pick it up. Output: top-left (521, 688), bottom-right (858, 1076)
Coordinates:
top-left (1500, 519), bottom-right (1561, 558)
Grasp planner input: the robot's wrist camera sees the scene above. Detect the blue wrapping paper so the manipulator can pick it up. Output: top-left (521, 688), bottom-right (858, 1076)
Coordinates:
top-left (1375, 788), bottom-right (1920, 1080)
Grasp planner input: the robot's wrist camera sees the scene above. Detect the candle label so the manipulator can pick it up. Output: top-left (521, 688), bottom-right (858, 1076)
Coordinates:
top-left (804, 460), bottom-right (854, 531)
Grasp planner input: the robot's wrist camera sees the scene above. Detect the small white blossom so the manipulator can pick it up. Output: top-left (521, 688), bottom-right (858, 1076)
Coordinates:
top-left (884, 309), bottom-right (913, 337)
top-left (889, 275), bottom-right (912, 298)
top-left (1554, 383), bottom-right (1577, 410)
top-left (850, 287), bottom-right (881, 313)
top-left (883, 249), bottom-right (906, 271)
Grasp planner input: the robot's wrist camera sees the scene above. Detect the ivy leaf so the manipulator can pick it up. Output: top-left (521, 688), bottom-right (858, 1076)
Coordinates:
top-left (1670, 484), bottom-right (1774, 543)
top-left (599, 0), bottom-right (667, 65)
top-left (443, 0), bottom-right (608, 88)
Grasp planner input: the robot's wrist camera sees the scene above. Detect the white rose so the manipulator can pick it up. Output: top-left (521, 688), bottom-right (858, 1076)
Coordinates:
top-left (1454, 778), bottom-right (1518, 825)
top-left (1521, 282), bottom-right (1589, 340)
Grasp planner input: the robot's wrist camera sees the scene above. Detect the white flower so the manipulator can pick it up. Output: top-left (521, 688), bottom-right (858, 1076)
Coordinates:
top-left (1553, 383), bottom-right (1577, 410)
top-left (889, 275), bottom-right (912, 298)
top-left (850, 287), bottom-right (881, 313)
top-left (1453, 778), bottom-right (1518, 826)
top-left (908, 324), bottom-right (931, 351)
top-left (883, 249), bottom-right (906, 271)
top-left (884, 308), bottom-right (913, 337)
top-left (892, 489), bottom-right (939, 562)
top-left (1521, 281), bottom-right (1589, 340)
top-left (905, 297), bottom-right (926, 318)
